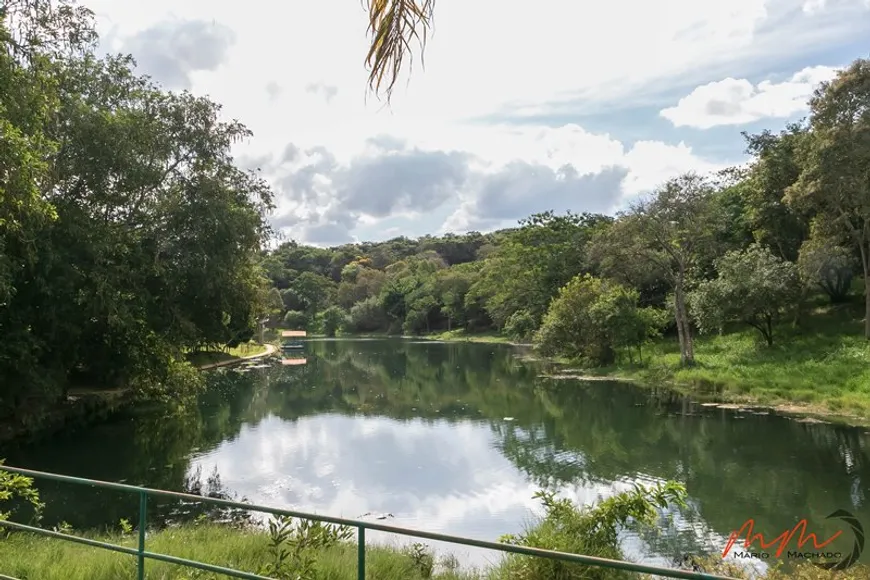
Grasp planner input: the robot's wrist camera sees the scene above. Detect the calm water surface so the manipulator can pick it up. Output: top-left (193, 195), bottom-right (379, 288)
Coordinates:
top-left (4, 339), bottom-right (869, 570)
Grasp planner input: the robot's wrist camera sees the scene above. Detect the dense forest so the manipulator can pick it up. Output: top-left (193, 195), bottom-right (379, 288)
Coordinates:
top-left (0, 3), bottom-right (274, 419)
top-left (263, 56), bottom-right (870, 371)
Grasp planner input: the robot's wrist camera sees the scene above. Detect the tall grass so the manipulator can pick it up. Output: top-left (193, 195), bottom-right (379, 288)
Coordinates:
top-left (563, 298), bottom-right (870, 420)
top-left (0, 500), bottom-right (866, 580)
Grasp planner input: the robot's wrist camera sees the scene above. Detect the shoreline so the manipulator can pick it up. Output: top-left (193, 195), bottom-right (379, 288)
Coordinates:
top-left (411, 332), bottom-right (870, 429)
top-left (0, 343), bottom-right (277, 446)
top-left (537, 370), bottom-right (870, 428)
top-left (194, 343), bottom-right (278, 370)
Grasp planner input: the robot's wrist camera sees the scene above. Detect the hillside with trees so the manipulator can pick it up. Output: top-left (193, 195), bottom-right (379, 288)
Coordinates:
top-left (262, 57), bottom-right (870, 418)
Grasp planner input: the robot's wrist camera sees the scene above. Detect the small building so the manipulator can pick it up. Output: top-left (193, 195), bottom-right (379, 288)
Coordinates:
top-left (281, 330), bottom-right (307, 338)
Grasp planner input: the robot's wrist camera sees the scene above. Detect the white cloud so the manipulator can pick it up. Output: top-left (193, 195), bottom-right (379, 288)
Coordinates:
top-left (78, 0), bottom-right (869, 244)
top-left (243, 124), bottom-right (732, 244)
top-left (620, 141), bottom-right (729, 198)
top-left (119, 19), bottom-right (236, 89)
top-left (660, 65), bottom-right (841, 129)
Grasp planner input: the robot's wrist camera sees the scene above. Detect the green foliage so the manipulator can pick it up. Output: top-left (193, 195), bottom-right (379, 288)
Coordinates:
top-left (118, 518), bottom-right (133, 535)
top-left (786, 58), bottom-right (870, 338)
top-left (404, 543), bottom-right (435, 579)
top-left (348, 296), bottom-right (389, 332)
top-left (320, 306), bottom-right (348, 337)
top-left (0, 7), bottom-right (273, 421)
top-left (535, 275), bottom-right (665, 365)
top-left (283, 310), bottom-right (309, 330)
top-left (498, 482), bottom-right (687, 580)
top-left (0, 460), bottom-right (44, 521)
top-left (740, 124), bottom-right (811, 262)
top-left (259, 515), bottom-right (353, 580)
top-left (469, 212), bottom-right (610, 328)
top-left (798, 235), bottom-right (855, 303)
top-left (503, 310), bottom-right (537, 341)
top-left (690, 244), bottom-right (801, 346)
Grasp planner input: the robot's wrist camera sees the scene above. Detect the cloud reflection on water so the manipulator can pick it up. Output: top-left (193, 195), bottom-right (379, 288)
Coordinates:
top-left (187, 412), bottom-right (718, 568)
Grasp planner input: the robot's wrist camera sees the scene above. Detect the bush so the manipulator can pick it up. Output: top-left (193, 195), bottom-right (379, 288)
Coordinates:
top-left (320, 306), bottom-right (347, 338)
top-left (535, 275), bottom-right (664, 365)
top-left (689, 244), bottom-right (800, 346)
top-left (0, 460), bottom-right (44, 522)
top-left (282, 310), bottom-right (308, 329)
top-left (347, 296), bottom-right (388, 333)
top-left (504, 310), bottom-right (537, 341)
top-left (497, 481), bottom-right (687, 580)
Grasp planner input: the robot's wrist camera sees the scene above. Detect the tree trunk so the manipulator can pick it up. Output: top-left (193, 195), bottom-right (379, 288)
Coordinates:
top-left (861, 239), bottom-right (870, 339)
top-left (865, 273), bottom-right (870, 340)
top-left (673, 295), bottom-right (688, 365)
top-left (674, 274), bottom-right (695, 365)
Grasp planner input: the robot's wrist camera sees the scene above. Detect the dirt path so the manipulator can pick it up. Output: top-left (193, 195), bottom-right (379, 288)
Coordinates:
top-left (196, 343), bottom-right (278, 370)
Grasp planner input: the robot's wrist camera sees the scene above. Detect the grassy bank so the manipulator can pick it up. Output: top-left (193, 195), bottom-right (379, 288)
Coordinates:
top-left (185, 342), bottom-right (271, 368)
top-left (0, 524), bottom-right (473, 580)
top-left (0, 522), bottom-right (865, 580)
top-left (423, 329), bottom-right (528, 345)
top-left (579, 300), bottom-right (870, 423)
top-left (426, 301), bottom-right (870, 424)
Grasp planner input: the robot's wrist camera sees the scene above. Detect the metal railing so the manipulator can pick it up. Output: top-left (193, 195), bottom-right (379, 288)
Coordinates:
top-left (0, 465), bottom-right (736, 580)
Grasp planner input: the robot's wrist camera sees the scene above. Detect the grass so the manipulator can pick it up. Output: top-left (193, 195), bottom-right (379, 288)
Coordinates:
top-left (423, 329), bottom-right (523, 344)
top-left (0, 480), bottom-right (861, 580)
top-left (0, 524), bottom-right (473, 580)
top-left (544, 298), bottom-right (870, 423)
top-left (0, 523), bottom-right (866, 580)
top-left (184, 342), bottom-right (270, 368)
top-left (591, 299), bottom-right (870, 421)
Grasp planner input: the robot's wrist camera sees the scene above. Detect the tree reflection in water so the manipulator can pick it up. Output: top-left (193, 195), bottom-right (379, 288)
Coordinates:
top-left (2, 338), bottom-right (868, 567)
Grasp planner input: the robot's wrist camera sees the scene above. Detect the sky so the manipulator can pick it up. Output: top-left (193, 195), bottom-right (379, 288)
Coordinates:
top-left (83, 0), bottom-right (870, 246)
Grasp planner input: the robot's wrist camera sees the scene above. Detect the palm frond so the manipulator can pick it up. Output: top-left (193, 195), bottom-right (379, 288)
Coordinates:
top-left (363, 0), bottom-right (435, 102)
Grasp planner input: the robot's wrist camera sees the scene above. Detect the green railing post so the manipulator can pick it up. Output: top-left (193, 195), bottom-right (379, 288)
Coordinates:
top-left (357, 526), bottom-right (365, 580)
top-left (138, 490), bottom-right (147, 580)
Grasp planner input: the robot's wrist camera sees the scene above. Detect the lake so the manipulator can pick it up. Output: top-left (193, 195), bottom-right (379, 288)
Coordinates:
top-left (2, 338), bottom-right (869, 572)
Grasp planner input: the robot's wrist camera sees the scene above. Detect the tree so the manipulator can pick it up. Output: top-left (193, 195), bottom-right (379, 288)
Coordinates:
top-left (594, 173), bottom-right (720, 366)
top-left (434, 265), bottom-right (477, 331)
top-left (0, 5), bottom-right (274, 414)
top-left (535, 275), bottom-right (662, 366)
top-left (797, 234), bottom-right (855, 304)
top-left (787, 58), bottom-right (870, 339)
top-left (468, 211), bottom-right (609, 329)
top-left (264, 288), bottom-right (285, 323)
top-left (283, 310), bottom-right (308, 330)
top-left (337, 266), bottom-right (385, 308)
top-left (689, 244), bottom-right (800, 346)
top-left (503, 310), bottom-right (536, 342)
top-left (347, 296), bottom-right (388, 333)
top-left (290, 272), bottom-right (336, 318)
top-left (741, 124), bottom-right (811, 262)
top-left (320, 306), bottom-right (347, 337)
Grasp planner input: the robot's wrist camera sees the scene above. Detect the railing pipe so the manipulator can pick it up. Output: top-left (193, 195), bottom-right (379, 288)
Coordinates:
top-left (0, 465), bottom-right (738, 580)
